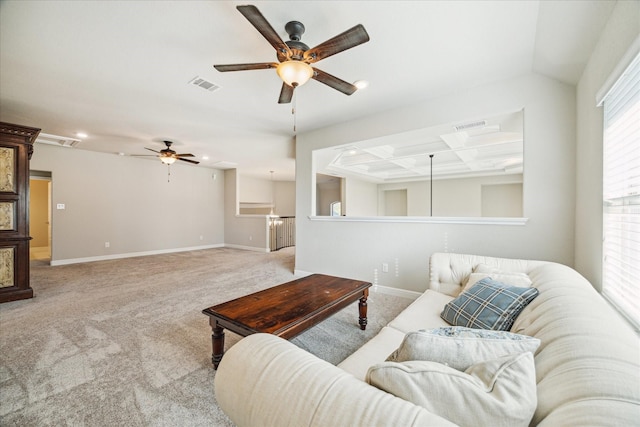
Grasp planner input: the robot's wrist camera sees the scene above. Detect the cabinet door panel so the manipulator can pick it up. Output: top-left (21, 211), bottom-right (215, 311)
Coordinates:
top-left (0, 146), bottom-right (16, 193)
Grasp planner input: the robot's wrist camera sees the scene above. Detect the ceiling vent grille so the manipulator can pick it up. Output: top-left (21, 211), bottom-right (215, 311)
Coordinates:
top-left (189, 76), bottom-right (220, 92)
top-left (454, 120), bottom-right (487, 132)
top-left (35, 132), bottom-right (81, 147)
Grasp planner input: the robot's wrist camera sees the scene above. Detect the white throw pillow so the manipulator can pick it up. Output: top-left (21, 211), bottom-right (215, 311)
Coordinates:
top-left (463, 272), bottom-right (532, 293)
top-left (367, 352), bottom-right (537, 427)
top-left (387, 326), bottom-right (540, 371)
top-left (462, 264), bottom-right (531, 289)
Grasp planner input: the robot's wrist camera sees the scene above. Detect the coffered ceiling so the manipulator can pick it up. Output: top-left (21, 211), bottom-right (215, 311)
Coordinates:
top-left (0, 1), bottom-right (615, 180)
top-left (317, 110), bottom-right (523, 183)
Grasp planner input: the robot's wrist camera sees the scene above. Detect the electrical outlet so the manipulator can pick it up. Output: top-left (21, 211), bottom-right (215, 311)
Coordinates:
top-left (382, 263), bottom-right (389, 273)
top-left (249, 235), bottom-right (252, 241)
top-left (199, 235), bottom-right (203, 241)
top-left (104, 242), bottom-right (110, 248)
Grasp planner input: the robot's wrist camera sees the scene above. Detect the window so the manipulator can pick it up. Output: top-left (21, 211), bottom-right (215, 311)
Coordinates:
top-left (330, 201), bottom-right (342, 216)
top-left (601, 51), bottom-right (640, 328)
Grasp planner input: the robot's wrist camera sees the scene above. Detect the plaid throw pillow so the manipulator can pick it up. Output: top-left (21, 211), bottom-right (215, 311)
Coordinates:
top-left (440, 278), bottom-right (539, 331)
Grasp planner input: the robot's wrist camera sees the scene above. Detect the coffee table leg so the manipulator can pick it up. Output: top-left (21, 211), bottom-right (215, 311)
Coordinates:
top-left (210, 319), bottom-right (225, 369)
top-left (359, 288), bottom-right (369, 330)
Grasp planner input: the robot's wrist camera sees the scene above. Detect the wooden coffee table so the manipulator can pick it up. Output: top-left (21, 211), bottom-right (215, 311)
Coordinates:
top-left (202, 274), bottom-right (372, 369)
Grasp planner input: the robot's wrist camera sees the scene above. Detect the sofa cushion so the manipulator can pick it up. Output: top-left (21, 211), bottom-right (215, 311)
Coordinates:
top-left (337, 326), bottom-right (407, 381)
top-left (441, 278), bottom-right (539, 330)
top-left (366, 352), bottom-right (537, 427)
top-left (387, 289), bottom-right (453, 333)
top-left (387, 326), bottom-right (540, 371)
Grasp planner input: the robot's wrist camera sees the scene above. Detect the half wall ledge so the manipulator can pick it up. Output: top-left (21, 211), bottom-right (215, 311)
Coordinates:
top-left (308, 216), bottom-right (529, 226)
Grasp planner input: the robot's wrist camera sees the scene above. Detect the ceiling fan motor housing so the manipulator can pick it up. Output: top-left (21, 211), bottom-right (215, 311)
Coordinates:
top-left (285, 21), bottom-right (305, 41)
top-left (277, 21), bottom-right (309, 62)
top-left (161, 140), bottom-right (175, 155)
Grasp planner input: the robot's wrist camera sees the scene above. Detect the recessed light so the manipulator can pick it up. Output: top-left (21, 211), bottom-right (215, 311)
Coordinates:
top-left (202, 155), bottom-right (209, 160)
top-left (76, 132), bottom-right (88, 138)
top-left (354, 80), bottom-right (369, 90)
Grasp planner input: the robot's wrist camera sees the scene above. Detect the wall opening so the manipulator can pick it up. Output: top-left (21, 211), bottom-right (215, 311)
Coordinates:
top-left (29, 170), bottom-right (52, 263)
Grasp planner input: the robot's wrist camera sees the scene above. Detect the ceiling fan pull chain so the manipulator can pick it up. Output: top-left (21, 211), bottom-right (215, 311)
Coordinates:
top-left (292, 91), bottom-right (297, 133)
top-left (167, 165), bottom-right (171, 183)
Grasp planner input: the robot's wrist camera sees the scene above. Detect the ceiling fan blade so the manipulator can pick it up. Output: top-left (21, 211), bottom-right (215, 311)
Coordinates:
top-left (303, 24), bottom-right (370, 63)
top-left (312, 68), bottom-right (358, 95)
top-left (177, 157), bottom-right (200, 165)
top-left (278, 83), bottom-right (294, 104)
top-left (175, 153), bottom-right (195, 157)
top-left (145, 147), bottom-right (161, 153)
top-left (236, 5), bottom-right (291, 58)
top-left (214, 62), bottom-right (278, 72)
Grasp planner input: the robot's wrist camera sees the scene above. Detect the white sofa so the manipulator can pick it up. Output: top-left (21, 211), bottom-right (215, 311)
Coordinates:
top-left (214, 253), bottom-right (640, 426)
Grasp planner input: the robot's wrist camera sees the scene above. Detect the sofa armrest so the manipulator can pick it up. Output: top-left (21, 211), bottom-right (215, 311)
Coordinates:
top-left (214, 333), bottom-right (457, 427)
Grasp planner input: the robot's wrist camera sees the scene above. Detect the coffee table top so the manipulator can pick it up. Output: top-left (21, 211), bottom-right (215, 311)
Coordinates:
top-left (202, 274), bottom-right (371, 338)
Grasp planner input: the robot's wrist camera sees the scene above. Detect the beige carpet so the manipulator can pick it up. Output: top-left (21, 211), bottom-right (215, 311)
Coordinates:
top-left (0, 247), bottom-right (412, 426)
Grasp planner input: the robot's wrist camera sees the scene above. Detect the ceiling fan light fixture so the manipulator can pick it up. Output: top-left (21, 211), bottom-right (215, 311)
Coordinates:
top-left (354, 80), bottom-right (369, 90)
top-left (161, 156), bottom-right (177, 165)
top-left (277, 60), bottom-right (313, 87)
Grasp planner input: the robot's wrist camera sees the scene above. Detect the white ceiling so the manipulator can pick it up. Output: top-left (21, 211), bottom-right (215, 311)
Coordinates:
top-left (0, 1), bottom-right (614, 181)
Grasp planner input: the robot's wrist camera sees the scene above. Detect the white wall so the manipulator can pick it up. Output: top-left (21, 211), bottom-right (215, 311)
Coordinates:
top-left (224, 169), bottom-right (270, 251)
top-left (296, 73), bottom-right (576, 292)
top-left (377, 174), bottom-right (523, 217)
top-left (575, 0), bottom-right (640, 291)
top-left (30, 144), bottom-right (225, 263)
top-left (316, 181), bottom-right (341, 216)
top-left (345, 177), bottom-right (377, 216)
top-left (274, 181), bottom-right (295, 216)
top-left (239, 175), bottom-right (295, 216)
top-left (482, 183), bottom-right (523, 217)
top-left (239, 175), bottom-right (272, 204)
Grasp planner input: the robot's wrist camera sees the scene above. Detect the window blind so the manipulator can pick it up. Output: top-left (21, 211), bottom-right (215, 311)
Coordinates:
top-left (602, 51), bottom-right (640, 329)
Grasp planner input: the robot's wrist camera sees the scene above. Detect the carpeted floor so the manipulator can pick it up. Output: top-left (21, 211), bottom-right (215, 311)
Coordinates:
top-left (0, 247), bottom-right (412, 426)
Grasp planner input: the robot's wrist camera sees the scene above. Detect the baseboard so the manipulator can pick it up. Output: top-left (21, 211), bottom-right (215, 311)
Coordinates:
top-left (50, 244), bottom-right (225, 266)
top-left (291, 272), bottom-right (421, 300)
top-left (372, 285), bottom-right (421, 300)
top-left (293, 269), bottom-right (313, 277)
top-left (223, 244), bottom-right (270, 253)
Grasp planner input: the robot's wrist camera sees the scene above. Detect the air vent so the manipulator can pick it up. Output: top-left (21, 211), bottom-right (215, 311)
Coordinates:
top-left (454, 120), bottom-right (487, 132)
top-left (35, 133), bottom-right (81, 147)
top-left (189, 76), bottom-right (220, 92)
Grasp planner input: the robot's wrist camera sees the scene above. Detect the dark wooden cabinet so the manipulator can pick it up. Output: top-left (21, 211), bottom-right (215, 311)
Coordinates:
top-left (0, 122), bottom-right (40, 303)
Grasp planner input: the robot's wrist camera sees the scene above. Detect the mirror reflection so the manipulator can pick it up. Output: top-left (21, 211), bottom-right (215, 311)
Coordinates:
top-left (314, 110), bottom-right (524, 218)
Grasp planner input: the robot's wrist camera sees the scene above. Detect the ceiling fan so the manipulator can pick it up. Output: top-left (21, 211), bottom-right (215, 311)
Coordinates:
top-left (137, 140), bottom-right (200, 165)
top-left (214, 5), bottom-right (370, 104)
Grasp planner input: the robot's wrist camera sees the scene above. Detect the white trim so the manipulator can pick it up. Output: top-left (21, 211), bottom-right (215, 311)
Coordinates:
top-left (372, 285), bottom-right (421, 300)
top-left (224, 244), bottom-right (270, 253)
top-left (50, 244), bottom-right (224, 266)
top-left (596, 34), bottom-right (640, 106)
top-left (308, 215), bottom-right (528, 226)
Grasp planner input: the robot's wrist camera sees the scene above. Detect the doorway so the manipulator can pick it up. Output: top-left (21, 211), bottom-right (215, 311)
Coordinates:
top-left (29, 171), bottom-right (52, 262)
